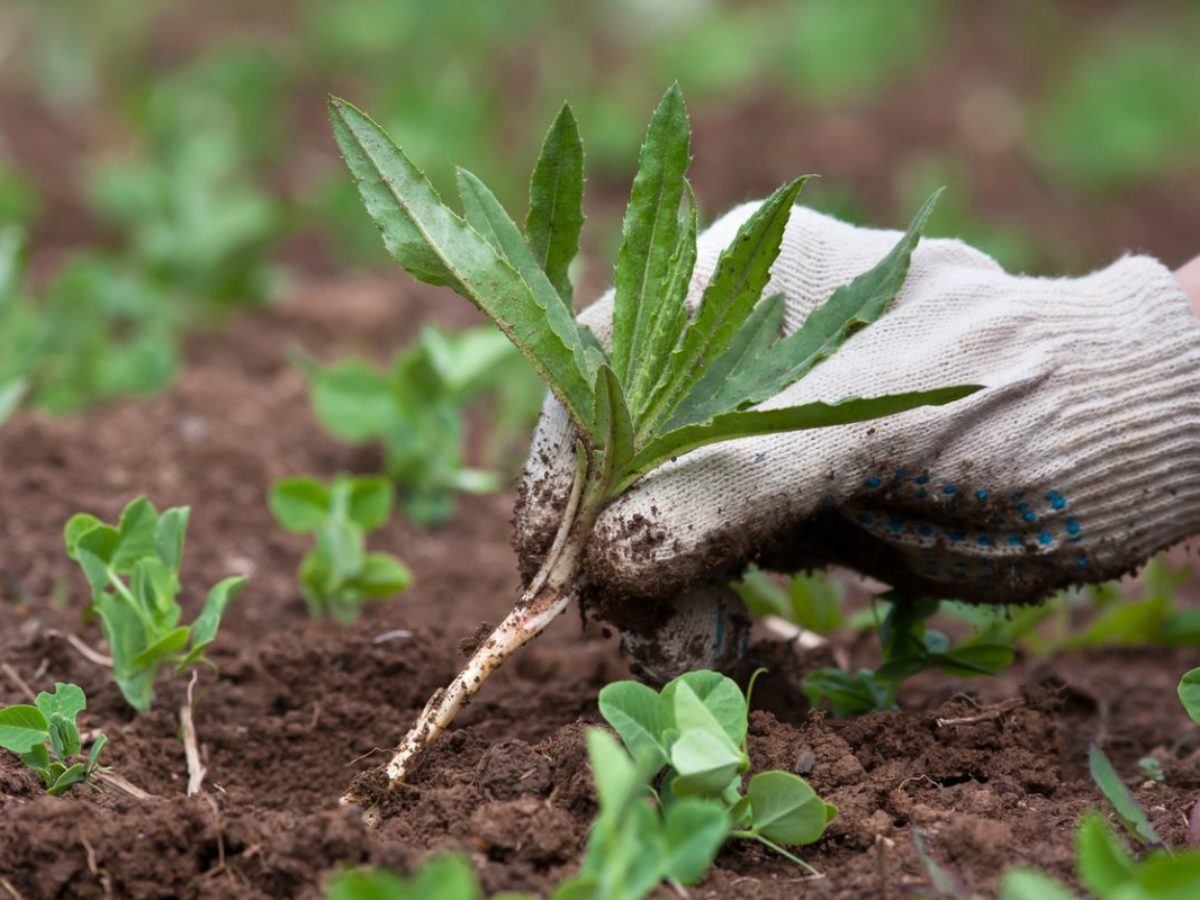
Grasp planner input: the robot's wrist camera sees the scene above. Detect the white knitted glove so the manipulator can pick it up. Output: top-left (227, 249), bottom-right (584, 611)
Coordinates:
top-left (515, 204), bottom-right (1200, 660)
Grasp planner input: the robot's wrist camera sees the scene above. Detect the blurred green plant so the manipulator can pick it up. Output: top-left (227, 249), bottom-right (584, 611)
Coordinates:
top-left (801, 593), bottom-right (1014, 716)
top-left (269, 474), bottom-right (411, 622)
top-left (303, 325), bottom-right (542, 526)
top-left (0, 229), bottom-right (180, 415)
top-left (733, 565), bottom-right (844, 634)
top-left (86, 48), bottom-right (286, 316)
top-left (1035, 32), bottom-right (1200, 194)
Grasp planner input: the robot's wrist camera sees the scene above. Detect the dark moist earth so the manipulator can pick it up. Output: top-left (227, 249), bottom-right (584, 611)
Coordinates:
top-left (2, 281), bottom-right (1200, 900)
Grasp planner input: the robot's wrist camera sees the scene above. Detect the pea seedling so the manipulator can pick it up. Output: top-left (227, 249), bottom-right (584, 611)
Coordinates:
top-left (801, 592), bottom-right (1015, 716)
top-left (330, 83), bottom-right (979, 788)
top-left (269, 474), bottom-right (411, 621)
top-left (0, 683), bottom-right (106, 795)
top-left (599, 669), bottom-right (835, 872)
top-left (304, 325), bottom-right (541, 525)
top-left (64, 496), bottom-right (246, 713)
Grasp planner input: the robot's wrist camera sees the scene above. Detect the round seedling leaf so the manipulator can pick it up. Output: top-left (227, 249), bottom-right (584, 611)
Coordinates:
top-left (1179, 667), bottom-right (1200, 725)
top-left (662, 670), bottom-right (747, 748)
top-left (270, 477), bottom-right (332, 533)
top-left (348, 553), bottom-right (411, 598)
top-left (598, 681), bottom-right (669, 770)
top-left (746, 770), bottom-right (836, 846)
top-left (669, 728), bottom-right (743, 797)
top-left (346, 476), bottom-right (394, 530)
top-left (0, 705), bottom-right (49, 754)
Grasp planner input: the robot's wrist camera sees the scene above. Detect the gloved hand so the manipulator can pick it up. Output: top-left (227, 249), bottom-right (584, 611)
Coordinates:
top-left (515, 203), bottom-right (1200, 668)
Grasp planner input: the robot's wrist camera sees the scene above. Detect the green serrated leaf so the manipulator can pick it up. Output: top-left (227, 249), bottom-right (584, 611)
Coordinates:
top-left (329, 97), bottom-right (595, 439)
top-left (456, 166), bottom-right (570, 328)
top-left (591, 365), bottom-right (634, 489)
top-left (618, 386), bottom-right (981, 496)
top-left (1088, 744), bottom-right (1164, 848)
top-left (669, 292), bottom-right (786, 427)
top-left (640, 176), bottom-right (807, 439)
top-left (0, 705), bottom-right (49, 754)
top-left (628, 184), bottom-right (698, 419)
top-left (611, 84), bottom-right (691, 389)
top-left (526, 103), bottom-right (584, 307)
top-left (680, 189), bottom-right (943, 424)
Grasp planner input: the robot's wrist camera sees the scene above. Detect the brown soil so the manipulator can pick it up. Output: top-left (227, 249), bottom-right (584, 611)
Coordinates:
top-left (3, 280), bottom-right (1200, 899)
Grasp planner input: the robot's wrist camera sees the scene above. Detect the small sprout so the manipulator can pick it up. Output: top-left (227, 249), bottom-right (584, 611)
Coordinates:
top-left (599, 669), bottom-right (835, 872)
top-left (64, 496), bottom-right (247, 713)
top-left (1137, 756), bottom-right (1166, 786)
top-left (269, 474), bottom-right (411, 622)
top-left (802, 592), bottom-right (1014, 716)
top-left (1088, 744), bottom-right (1165, 849)
top-left (733, 565), bottom-right (843, 633)
top-left (1000, 811), bottom-right (1200, 899)
top-left (304, 325), bottom-right (542, 526)
top-left (0, 683), bottom-right (106, 795)
top-left (328, 854), bottom-right (485, 900)
top-left (554, 729), bottom-right (729, 898)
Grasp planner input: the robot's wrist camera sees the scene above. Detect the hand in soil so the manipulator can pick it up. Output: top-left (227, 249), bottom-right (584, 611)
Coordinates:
top-left (519, 204), bottom-right (1200, 624)
top-left (331, 85), bottom-right (972, 797)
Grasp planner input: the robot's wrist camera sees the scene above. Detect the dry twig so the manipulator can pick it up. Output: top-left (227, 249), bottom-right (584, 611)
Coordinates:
top-left (0, 662), bottom-right (36, 702)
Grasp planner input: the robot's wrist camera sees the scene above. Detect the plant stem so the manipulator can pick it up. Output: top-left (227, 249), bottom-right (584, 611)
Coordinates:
top-left (357, 460), bottom-right (602, 796)
top-left (730, 831), bottom-right (822, 877)
top-left (181, 670), bottom-right (206, 796)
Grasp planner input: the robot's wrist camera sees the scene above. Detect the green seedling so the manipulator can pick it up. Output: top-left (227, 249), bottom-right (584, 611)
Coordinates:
top-left (0, 683), bottom-right (106, 795)
top-left (304, 325), bottom-right (542, 525)
top-left (269, 474), bottom-right (411, 621)
top-left (599, 669), bottom-right (835, 872)
top-left (85, 51), bottom-right (285, 316)
top-left (1088, 744), bottom-right (1165, 850)
top-left (331, 83), bottom-right (979, 788)
top-left (733, 565), bottom-right (843, 633)
top-left (1179, 667), bottom-right (1200, 725)
top-left (1000, 812), bottom-right (1200, 900)
top-left (328, 854), bottom-right (499, 900)
top-left (802, 592), bottom-right (1014, 716)
top-left (551, 728), bottom-right (730, 900)
top-left (0, 227), bottom-right (179, 416)
top-left (64, 497), bottom-right (247, 713)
